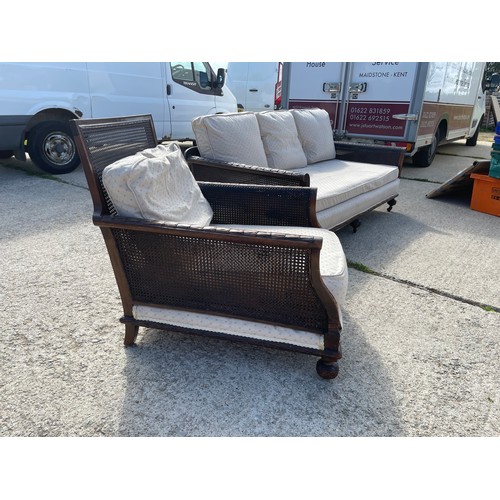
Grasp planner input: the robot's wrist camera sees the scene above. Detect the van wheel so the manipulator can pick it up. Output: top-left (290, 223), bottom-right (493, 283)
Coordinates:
top-left (465, 124), bottom-right (480, 146)
top-left (27, 120), bottom-right (80, 174)
top-left (0, 150), bottom-right (14, 159)
top-left (412, 130), bottom-right (439, 167)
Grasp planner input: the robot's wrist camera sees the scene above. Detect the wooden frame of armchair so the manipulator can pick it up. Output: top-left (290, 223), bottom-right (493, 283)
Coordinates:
top-left (70, 115), bottom-right (347, 379)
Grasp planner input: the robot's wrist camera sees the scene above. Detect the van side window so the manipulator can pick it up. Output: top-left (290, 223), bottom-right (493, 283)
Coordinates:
top-left (170, 62), bottom-right (222, 96)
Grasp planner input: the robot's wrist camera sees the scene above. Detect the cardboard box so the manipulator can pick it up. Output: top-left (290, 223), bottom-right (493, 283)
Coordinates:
top-left (470, 173), bottom-right (500, 216)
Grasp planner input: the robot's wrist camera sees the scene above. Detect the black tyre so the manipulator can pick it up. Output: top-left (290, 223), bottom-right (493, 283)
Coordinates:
top-left (0, 150), bottom-right (14, 159)
top-left (27, 120), bottom-right (80, 174)
top-left (412, 129), bottom-right (440, 167)
top-left (465, 123), bottom-right (480, 146)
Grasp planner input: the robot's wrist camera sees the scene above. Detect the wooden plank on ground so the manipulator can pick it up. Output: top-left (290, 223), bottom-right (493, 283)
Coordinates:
top-left (426, 160), bottom-right (490, 198)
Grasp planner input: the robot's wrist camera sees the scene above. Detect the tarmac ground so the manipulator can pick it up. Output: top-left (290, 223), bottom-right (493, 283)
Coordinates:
top-left (1, 137), bottom-right (499, 496)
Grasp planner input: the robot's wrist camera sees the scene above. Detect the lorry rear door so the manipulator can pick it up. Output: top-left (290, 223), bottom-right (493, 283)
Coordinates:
top-left (283, 62), bottom-right (422, 143)
top-left (284, 62), bottom-right (345, 132)
top-left (341, 62), bottom-right (419, 141)
top-left (86, 62), bottom-right (169, 140)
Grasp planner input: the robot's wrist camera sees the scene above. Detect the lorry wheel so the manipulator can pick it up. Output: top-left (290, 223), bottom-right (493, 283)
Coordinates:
top-left (0, 150), bottom-right (14, 159)
top-left (465, 124), bottom-right (480, 146)
top-left (412, 130), bottom-right (439, 167)
top-left (27, 120), bottom-right (80, 174)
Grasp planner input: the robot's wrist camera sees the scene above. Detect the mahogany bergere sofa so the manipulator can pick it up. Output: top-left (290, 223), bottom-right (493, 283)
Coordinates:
top-left (70, 115), bottom-right (349, 379)
top-left (186, 108), bottom-right (405, 232)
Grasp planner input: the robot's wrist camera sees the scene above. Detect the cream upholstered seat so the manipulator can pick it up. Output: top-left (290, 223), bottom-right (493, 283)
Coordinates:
top-left (188, 108), bottom-right (403, 232)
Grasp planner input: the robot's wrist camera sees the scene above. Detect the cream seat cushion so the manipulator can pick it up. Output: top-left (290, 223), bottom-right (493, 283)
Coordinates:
top-left (256, 110), bottom-right (307, 170)
top-left (101, 142), bottom-right (213, 225)
top-left (296, 159), bottom-right (400, 212)
top-left (316, 179), bottom-right (400, 230)
top-left (291, 108), bottom-right (336, 164)
top-left (133, 225), bottom-right (347, 350)
top-left (192, 111), bottom-right (269, 167)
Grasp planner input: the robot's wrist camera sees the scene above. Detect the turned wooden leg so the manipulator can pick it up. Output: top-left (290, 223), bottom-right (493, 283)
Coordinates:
top-left (387, 199), bottom-right (397, 212)
top-left (124, 324), bottom-right (139, 346)
top-left (316, 357), bottom-right (340, 379)
top-left (350, 219), bottom-right (361, 233)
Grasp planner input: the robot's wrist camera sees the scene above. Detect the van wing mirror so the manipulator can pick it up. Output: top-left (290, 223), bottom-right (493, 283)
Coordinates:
top-left (215, 67), bottom-right (225, 89)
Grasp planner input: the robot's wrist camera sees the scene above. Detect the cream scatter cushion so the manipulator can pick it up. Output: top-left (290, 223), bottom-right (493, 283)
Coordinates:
top-left (101, 142), bottom-right (213, 225)
top-left (291, 108), bottom-right (336, 164)
top-left (140, 143), bottom-right (180, 159)
top-left (256, 110), bottom-right (307, 170)
top-left (191, 112), bottom-right (269, 167)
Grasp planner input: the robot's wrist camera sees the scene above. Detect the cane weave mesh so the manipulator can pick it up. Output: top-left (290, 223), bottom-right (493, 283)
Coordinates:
top-left (112, 228), bottom-right (329, 332)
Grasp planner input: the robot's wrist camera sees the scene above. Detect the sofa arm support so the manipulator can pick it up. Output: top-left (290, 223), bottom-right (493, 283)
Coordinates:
top-left (335, 142), bottom-right (405, 172)
top-left (198, 182), bottom-right (320, 227)
top-left (185, 148), bottom-right (310, 187)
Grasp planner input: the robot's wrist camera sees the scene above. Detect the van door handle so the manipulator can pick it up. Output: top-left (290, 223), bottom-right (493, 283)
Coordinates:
top-left (249, 88), bottom-right (258, 92)
top-left (393, 113), bottom-right (419, 121)
top-left (166, 84), bottom-right (171, 95)
top-left (349, 82), bottom-right (367, 93)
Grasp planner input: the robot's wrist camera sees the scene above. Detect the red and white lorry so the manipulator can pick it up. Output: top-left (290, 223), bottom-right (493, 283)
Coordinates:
top-left (279, 62), bottom-right (486, 166)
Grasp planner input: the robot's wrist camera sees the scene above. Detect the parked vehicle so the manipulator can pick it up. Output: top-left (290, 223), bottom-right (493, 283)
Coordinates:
top-left (487, 72), bottom-right (500, 92)
top-left (279, 62), bottom-right (486, 167)
top-left (226, 62), bottom-right (281, 112)
top-left (0, 62), bottom-right (237, 173)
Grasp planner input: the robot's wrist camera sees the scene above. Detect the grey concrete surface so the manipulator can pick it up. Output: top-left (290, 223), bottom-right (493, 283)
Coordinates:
top-left (1, 141), bottom-right (499, 438)
top-left (403, 139), bottom-right (493, 182)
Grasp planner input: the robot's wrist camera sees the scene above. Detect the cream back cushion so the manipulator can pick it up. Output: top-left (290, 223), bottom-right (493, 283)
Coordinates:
top-left (256, 110), bottom-right (307, 170)
top-left (101, 143), bottom-right (213, 225)
top-left (191, 112), bottom-right (268, 167)
top-left (291, 108), bottom-right (336, 164)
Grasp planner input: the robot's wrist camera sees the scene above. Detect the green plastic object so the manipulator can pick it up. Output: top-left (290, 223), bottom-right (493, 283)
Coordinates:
top-left (489, 123), bottom-right (500, 178)
top-left (490, 150), bottom-right (500, 178)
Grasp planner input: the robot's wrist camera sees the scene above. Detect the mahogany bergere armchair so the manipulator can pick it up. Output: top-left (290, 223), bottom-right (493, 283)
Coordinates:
top-left (70, 115), bottom-right (348, 379)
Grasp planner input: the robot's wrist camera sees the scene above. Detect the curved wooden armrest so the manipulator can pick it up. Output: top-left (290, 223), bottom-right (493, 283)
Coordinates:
top-left (334, 142), bottom-right (405, 172)
top-left (94, 215), bottom-right (323, 247)
top-left (186, 154), bottom-right (310, 187)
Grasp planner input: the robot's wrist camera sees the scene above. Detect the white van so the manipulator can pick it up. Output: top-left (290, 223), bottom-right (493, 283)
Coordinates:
top-left (226, 62), bottom-right (280, 112)
top-left (0, 62), bottom-right (237, 173)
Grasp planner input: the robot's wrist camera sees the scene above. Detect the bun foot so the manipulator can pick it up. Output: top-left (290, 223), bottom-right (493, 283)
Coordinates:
top-left (350, 219), bottom-right (361, 233)
top-left (316, 358), bottom-right (339, 379)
